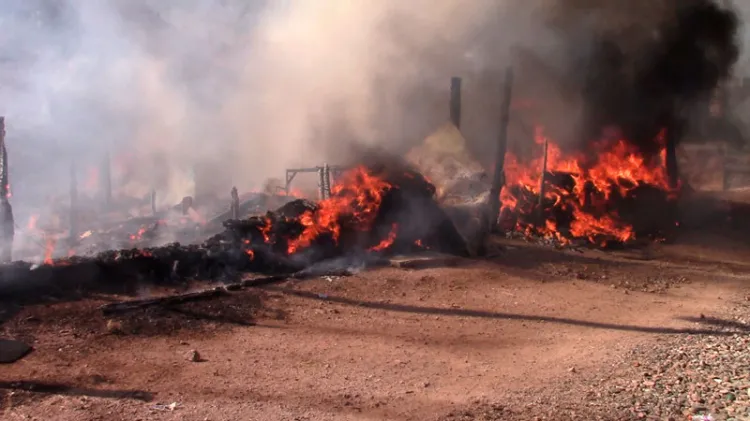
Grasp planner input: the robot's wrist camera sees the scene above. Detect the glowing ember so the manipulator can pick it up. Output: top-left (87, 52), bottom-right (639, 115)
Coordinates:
top-left (130, 226), bottom-right (148, 241)
top-left (243, 239), bottom-right (255, 260)
top-left (499, 125), bottom-right (675, 245)
top-left (260, 217), bottom-right (273, 243)
top-left (369, 223), bottom-right (398, 252)
top-left (286, 166), bottom-right (391, 254)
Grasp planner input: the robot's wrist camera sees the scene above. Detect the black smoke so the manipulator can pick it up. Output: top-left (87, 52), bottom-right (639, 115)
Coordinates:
top-left (571, 0), bottom-right (740, 157)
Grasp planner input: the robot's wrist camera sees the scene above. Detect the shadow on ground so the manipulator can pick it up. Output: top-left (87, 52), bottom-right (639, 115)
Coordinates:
top-left (268, 287), bottom-right (747, 336)
top-left (0, 381), bottom-right (153, 402)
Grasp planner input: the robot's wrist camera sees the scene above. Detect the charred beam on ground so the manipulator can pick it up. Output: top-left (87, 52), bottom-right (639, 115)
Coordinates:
top-left (99, 270), bottom-right (353, 315)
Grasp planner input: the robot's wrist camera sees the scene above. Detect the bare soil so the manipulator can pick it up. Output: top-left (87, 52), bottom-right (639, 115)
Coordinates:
top-left (1, 233), bottom-right (749, 421)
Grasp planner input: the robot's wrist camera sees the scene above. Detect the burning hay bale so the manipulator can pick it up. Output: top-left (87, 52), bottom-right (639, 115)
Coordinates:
top-left (406, 123), bottom-right (492, 255)
top-left (406, 123), bottom-right (490, 203)
top-left (498, 126), bottom-right (678, 248)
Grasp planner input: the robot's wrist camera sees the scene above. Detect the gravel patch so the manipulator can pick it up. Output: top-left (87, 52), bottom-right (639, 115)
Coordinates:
top-left (439, 301), bottom-right (750, 421)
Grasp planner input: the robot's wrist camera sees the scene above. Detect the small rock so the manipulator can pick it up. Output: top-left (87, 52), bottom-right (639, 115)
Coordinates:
top-left (185, 350), bottom-right (201, 362)
top-left (105, 319), bottom-right (123, 334)
top-left (568, 366), bottom-right (576, 373)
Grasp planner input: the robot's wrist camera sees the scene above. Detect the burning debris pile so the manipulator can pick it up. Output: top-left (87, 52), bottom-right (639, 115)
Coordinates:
top-left (0, 164), bottom-right (468, 303)
top-left (495, 0), bottom-right (740, 248)
top-left (498, 126), bottom-right (678, 247)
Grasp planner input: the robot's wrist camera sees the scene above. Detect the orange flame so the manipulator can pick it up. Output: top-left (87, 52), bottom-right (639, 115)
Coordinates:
top-left (369, 223), bottom-right (398, 252)
top-left (260, 217), bottom-right (273, 243)
top-left (287, 166), bottom-right (391, 254)
top-left (243, 239), bottom-right (255, 260)
top-left (43, 237), bottom-right (56, 265)
top-left (500, 125), bottom-right (673, 244)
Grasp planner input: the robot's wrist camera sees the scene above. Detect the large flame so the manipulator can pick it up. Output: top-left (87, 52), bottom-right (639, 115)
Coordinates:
top-left (286, 166), bottom-right (392, 254)
top-left (500, 125), bottom-right (674, 246)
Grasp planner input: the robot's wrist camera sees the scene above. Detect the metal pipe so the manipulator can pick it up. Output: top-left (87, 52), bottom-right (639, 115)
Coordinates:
top-left (488, 67), bottom-right (514, 232)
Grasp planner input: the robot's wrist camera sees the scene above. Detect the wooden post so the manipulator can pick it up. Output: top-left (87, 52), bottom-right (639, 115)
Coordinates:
top-left (537, 139), bottom-right (549, 222)
top-left (230, 186), bottom-right (239, 219)
top-left (450, 77), bottom-right (462, 129)
top-left (69, 161), bottom-right (78, 244)
top-left (0, 116), bottom-right (14, 263)
top-left (150, 189), bottom-right (157, 216)
top-left (322, 163), bottom-right (331, 199)
top-left (101, 151), bottom-right (112, 210)
top-left (488, 67), bottom-right (514, 232)
top-left (666, 120), bottom-right (681, 190)
top-left (317, 166), bottom-right (326, 200)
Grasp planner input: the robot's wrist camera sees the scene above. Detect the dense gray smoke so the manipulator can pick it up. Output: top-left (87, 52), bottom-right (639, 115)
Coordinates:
top-left (0, 0), bottom-right (746, 259)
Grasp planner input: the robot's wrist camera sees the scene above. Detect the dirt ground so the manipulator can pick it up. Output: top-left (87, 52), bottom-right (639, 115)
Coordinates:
top-left (1, 233), bottom-right (750, 421)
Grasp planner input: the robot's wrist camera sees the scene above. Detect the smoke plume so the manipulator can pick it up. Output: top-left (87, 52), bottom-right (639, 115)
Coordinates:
top-left (0, 0), bottom-right (745, 257)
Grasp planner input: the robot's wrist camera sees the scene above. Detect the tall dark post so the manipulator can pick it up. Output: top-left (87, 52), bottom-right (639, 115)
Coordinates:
top-left (488, 67), bottom-right (514, 232)
top-left (317, 166), bottom-right (326, 200)
top-left (69, 161), bottom-right (78, 244)
top-left (322, 163), bottom-right (331, 199)
top-left (230, 186), bottom-right (239, 219)
top-left (0, 117), bottom-right (14, 263)
top-left (666, 120), bottom-right (681, 190)
top-left (150, 189), bottom-right (157, 216)
top-left (450, 77), bottom-right (462, 129)
top-left (101, 150), bottom-right (112, 210)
